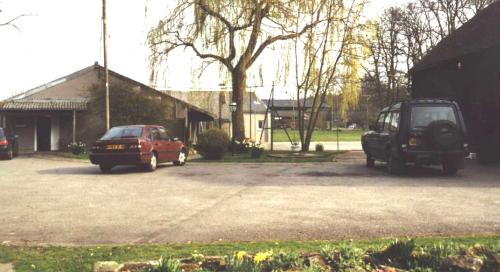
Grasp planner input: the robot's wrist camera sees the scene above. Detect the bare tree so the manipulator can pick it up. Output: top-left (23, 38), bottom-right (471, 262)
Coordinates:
top-left (293, 0), bottom-right (366, 151)
top-left (362, 0), bottom-right (495, 111)
top-left (148, 0), bottom-right (335, 140)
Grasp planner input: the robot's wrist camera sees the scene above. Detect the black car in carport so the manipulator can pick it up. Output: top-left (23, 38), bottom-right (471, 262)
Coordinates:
top-left (0, 127), bottom-right (19, 160)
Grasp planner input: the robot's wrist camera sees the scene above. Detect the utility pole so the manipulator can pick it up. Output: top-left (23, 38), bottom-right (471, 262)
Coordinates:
top-left (102, 0), bottom-right (110, 130)
top-left (270, 83), bottom-right (274, 151)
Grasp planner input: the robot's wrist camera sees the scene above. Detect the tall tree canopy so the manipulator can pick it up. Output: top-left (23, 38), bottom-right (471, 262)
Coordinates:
top-left (148, 0), bottom-right (343, 140)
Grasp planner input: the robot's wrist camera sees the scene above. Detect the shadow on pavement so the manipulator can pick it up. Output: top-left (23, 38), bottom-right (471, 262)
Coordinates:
top-left (37, 164), bottom-right (174, 175)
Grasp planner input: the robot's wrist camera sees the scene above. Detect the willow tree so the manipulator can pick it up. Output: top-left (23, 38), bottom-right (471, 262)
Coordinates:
top-left (148, 0), bottom-right (335, 140)
top-left (0, 8), bottom-right (28, 30)
top-left (293, 0), bottom-right (365, 151)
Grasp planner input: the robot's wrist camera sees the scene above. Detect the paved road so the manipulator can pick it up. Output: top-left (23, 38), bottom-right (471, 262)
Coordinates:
top-left (0, 154), bottom-right (499, 245)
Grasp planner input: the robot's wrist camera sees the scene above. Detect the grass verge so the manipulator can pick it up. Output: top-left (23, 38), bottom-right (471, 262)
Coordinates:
top-left (273, 129), bottom-right (365, 142)
top-left (191, 151), bottom-right (345, 163)
top-left (0, 236), bottom-right (498, 271)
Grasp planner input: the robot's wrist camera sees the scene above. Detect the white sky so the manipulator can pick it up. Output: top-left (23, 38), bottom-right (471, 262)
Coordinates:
top-left (0, 0), bottom-right (412, 100)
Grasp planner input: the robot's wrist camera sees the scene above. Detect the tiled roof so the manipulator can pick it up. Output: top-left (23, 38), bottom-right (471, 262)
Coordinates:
top-left (412, 1), bottom-right (500, 72)
top-left (0, 99), bottom-right (88, 111)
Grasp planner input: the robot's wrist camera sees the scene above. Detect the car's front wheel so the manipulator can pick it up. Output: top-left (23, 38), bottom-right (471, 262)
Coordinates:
top-left (7, 149), bottom-right (13, 160)
top-left (173, 149), bottom-right (186, 166)
top-left (387, 152), bottom-right (404, 175)
top-left (366, 156), bottom-right (375, 168)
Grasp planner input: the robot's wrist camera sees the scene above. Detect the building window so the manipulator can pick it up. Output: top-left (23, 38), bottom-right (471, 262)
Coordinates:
top-left (258, 120), bottom-right (264, 129)
top-left (15, 117), bottom-right (27, 128)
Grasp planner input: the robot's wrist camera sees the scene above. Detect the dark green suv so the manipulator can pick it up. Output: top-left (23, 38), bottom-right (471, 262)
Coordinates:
top-left (362, 99), bottom-right (468, 175)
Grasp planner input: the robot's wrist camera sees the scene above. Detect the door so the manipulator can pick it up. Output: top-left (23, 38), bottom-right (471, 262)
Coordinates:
top-left (159, 127), bottom-right (178, 161)
top-left (378, 112), bottom-right (394, 160)
top-left (37, 116), bottom-right (51, 151)
top-left (366, 112), bottom-right (386, 159)
top-left (149, 127), bottom-right (167, 162)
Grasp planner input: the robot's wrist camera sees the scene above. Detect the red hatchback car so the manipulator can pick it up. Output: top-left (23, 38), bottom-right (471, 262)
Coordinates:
top-left (90, 125), bottom-right (187, 173)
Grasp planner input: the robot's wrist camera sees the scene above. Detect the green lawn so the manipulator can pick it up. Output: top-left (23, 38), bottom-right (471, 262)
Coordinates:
top-left (272, 129), bottom-right (365, 142)
top-left (191, 151), bottom-right (344, 163)
top-left (0, 236), bottom-right (498, 271)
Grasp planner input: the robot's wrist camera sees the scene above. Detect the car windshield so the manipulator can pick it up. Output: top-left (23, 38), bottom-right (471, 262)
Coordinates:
top-left (410, 105), bottom-right (457, 129)
top-left (0, 129), bottom-right (4, 139)
top-left (100, 127), bottom-right (143, 140)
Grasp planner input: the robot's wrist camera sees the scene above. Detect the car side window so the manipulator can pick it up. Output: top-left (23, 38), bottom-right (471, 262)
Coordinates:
top-left (149, 128), bottom-right (160, 141)
top-left (389, 111), bottom-right (400, 132)
top-left (158, 127), bottom-right (169, 141)
top-left (383, 112), bottom-right (392, 132)
top-left (376, 112), bottom-right (386, 132)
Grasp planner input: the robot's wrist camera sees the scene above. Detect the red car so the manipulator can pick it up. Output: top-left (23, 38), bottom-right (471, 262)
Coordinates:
top-left (90, 125), bottom-right (187, 173)
top-left (0, 128), bottom-right (19, 160)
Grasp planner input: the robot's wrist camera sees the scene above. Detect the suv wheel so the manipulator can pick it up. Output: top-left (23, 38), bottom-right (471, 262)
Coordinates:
top-left (99, 164), bottom-right (113, 173)
top-left (387, 152), bottom-right (404, 175)
top-left (442, 159), bottom-right (459, 176)
top-left (366, 156), bottom-right (375, 168)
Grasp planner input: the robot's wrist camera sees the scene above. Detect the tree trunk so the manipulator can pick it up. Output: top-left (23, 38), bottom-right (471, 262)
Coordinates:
top-left (231, 68), bottom-right (246, 141)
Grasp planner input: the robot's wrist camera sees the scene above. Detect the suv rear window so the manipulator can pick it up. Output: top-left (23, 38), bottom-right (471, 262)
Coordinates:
top-left (0, 129), bottom-right (4, 139)
top-left (100, 127), bottom-right (143, 140)
top-left (410, 105), bottom-right (457, 129)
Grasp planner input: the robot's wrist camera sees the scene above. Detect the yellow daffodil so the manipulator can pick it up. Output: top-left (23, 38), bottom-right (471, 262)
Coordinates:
top-left (254, 250), bottom-right (273, 263)
top-left (236, 251), bottom-right (247, 260)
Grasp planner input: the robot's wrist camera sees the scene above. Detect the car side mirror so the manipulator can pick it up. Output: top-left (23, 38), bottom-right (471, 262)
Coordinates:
top-left (369, 124), bottom-right (376, 131)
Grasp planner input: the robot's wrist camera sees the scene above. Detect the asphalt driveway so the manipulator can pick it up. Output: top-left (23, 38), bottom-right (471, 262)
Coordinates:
top-left (0, 153), bottom-right (499, 245)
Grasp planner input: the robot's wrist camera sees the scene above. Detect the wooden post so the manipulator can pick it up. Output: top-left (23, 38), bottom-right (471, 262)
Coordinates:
top-left (185, 107), bottom-right (189, 143)
top-left (72, 110), bottom-right (76, 144)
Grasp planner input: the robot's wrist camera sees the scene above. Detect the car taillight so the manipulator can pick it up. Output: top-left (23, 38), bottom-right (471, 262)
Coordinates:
top-left (0, 139), bottom-right (8, 146)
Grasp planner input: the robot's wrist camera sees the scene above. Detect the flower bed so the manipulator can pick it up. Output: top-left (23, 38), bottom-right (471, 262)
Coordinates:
top-left (94, 240), bottom-right (500, 272)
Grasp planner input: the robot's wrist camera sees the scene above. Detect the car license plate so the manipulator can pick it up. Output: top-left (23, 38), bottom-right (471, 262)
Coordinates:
top-left (106, 144), bottom-right (124, 150)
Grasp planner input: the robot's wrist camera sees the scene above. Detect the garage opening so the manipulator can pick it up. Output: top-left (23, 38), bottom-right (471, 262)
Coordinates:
top-left (37, 116), bottom-right (51, 151)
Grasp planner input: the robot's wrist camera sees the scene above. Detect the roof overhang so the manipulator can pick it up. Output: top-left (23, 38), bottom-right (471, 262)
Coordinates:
top-left (0, 99), bottom-right (88, 112)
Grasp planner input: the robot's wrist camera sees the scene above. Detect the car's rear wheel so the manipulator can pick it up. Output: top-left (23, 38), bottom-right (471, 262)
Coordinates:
top-left (387, 152), bottom-right (403, 175)
top-left (173, 149), bottom-right (186, 166)
top-left (99, 164), bottom-right (113, 173)
top-left (442, 159), bottom-right (459, 176)
top-left (144, 152), bottom-right (158, 172)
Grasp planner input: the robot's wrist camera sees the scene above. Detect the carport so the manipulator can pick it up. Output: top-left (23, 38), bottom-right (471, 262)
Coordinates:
top-left (0, 99), bottom-right (87, 152)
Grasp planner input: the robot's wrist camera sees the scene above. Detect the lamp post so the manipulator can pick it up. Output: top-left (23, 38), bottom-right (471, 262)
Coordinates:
top-left (229, 102), bottom-right (237, 155)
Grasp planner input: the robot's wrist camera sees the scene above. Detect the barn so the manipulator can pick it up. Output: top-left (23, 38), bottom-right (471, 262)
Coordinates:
top-left (410, 1), bottom-right (500, 162)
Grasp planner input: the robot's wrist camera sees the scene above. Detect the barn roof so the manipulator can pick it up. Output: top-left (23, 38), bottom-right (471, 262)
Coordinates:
top-left (411, 0), bottom-right (500, 72)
